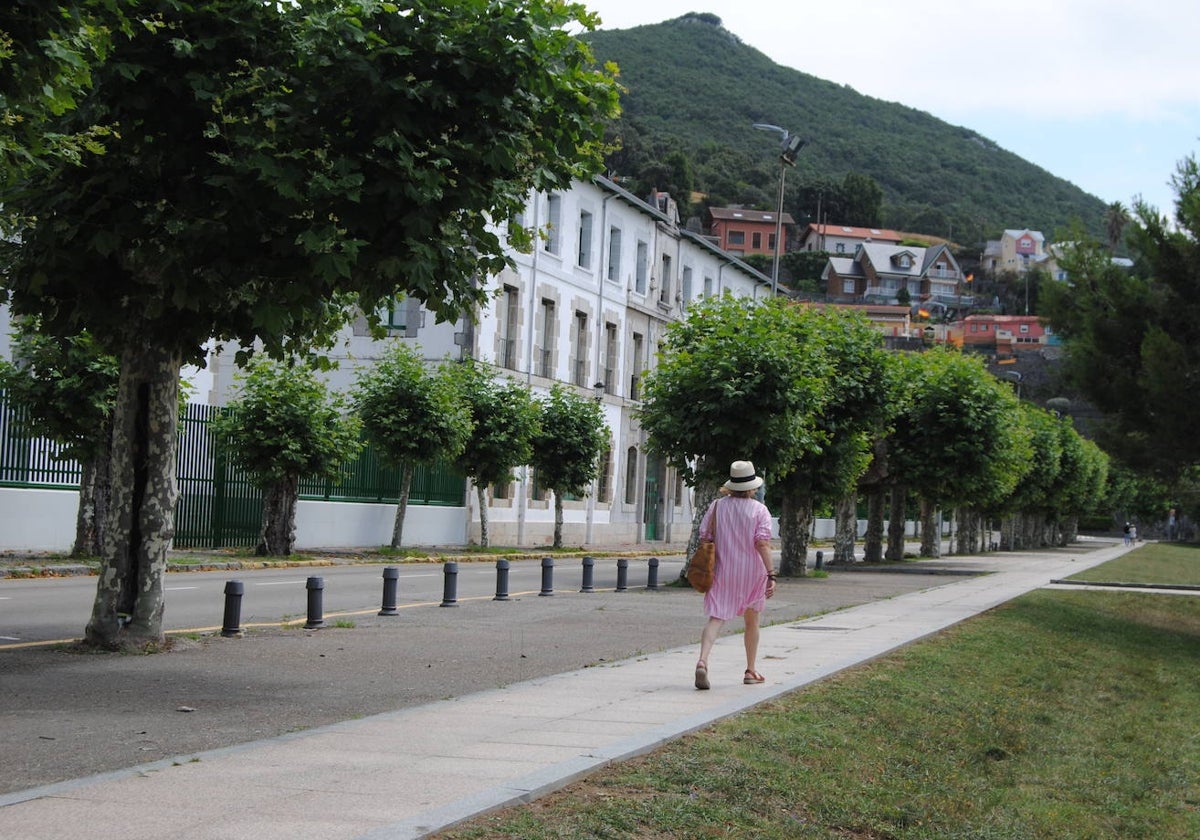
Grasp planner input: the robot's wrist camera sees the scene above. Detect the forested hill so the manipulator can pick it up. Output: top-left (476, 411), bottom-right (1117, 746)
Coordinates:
top-left (585, 13), bottom-right (1106, 244)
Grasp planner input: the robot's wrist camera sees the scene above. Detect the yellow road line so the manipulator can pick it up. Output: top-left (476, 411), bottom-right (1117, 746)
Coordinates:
top-left (0, 587), bottom-right (640, 651)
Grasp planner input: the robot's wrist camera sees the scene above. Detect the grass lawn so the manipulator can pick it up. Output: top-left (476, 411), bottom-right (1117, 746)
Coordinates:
top-left (435, 584), bottom-right (1200, 838)
top-left (1067, 541), bottom-right (1200, 586)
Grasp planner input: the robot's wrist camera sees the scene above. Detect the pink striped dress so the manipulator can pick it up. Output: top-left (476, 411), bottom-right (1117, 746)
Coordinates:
top-left (698, 496), bottom-right (773, 620)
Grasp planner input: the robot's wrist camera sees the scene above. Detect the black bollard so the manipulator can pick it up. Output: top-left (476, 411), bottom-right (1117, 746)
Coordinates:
top-left (220, 580), bottom-right (244, 638)
top-left (379, 566), bottom-right (400, 616)
top-left (539, 556), bottom-right (554, 596)
top-left (580, 556), bottom-right (596, 593)
top-left (304, 576), bottom-right (325, 629)
top-left (440, 561), bottom-right (459, 607)
top-left (815, 550), bottom-right (823, 571)
top-left (647, 557), bottom-right (660, 590)
top-left (616, 557), bottom-right (629, 592)
top-left (494, 558), bottom-right (511, 601)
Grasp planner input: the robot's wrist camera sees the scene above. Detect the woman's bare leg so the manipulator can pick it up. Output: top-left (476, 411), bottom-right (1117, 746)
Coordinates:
top-left (743, 608), bottom-right (761, 674)
top-left (698, 616), bottom-right (724, 666)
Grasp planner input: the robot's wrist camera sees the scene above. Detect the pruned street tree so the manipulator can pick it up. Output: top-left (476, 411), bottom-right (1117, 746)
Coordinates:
top-left (0, 0), bottom-right (618, 649)
top-left (447, 360), bottom-right (539, 548)
top-left (530, 384), bottom-right (609, 549)
top-left (210, 358), bottom-right (362, 557)
top-left (887, 349), bottom-right (1032, 557)
top-left (354, 344), bottom-right (471, 550)
top-left (773, 307), bottom-right (900, 574)
top-left (640, 295), bottom-right (831, 568)
top-left (0, 318), bottom-right (118, 556)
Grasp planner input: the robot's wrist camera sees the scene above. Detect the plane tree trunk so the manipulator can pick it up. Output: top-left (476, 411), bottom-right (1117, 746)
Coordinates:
top-left (84, 342), bottom-right (180, 651)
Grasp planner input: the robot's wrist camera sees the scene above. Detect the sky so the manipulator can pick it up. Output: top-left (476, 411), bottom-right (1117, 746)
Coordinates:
top-left (580, 0), bottom-right (1200, 220)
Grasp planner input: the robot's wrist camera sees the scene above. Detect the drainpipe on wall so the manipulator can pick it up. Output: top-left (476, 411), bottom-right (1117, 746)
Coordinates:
top-left (586, 191), bottom-right (617, 546)
top-left (517, 191), bottom-right (543, 547)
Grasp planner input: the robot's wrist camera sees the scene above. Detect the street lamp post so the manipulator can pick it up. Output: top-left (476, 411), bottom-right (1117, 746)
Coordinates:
top-left (752, 123), bottom-right (807, 297)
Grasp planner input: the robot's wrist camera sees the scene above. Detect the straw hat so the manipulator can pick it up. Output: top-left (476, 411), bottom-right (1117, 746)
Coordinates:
top-left (722, 460), bottom-right (763, 492)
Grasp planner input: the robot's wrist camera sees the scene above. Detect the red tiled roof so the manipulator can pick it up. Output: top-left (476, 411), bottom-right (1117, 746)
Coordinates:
top-left (804, 223), bottom-right (903, 241)
top-left (709, 207), bottom-right (796, 224)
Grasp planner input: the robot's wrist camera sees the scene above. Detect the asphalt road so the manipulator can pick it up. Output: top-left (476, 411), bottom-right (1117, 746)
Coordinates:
top-left (0, 557), bottom-right (682, 647)
top-left (0, 562), bottom-right (952, 795)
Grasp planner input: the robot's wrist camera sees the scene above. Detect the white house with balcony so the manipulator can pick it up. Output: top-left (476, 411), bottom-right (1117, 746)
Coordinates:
top-left (822, 242), bottom-right (964, 306)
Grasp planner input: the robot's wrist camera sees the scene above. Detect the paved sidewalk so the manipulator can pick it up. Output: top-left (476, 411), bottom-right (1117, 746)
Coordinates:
top-left (0, 539), bottom-right (1136, 839)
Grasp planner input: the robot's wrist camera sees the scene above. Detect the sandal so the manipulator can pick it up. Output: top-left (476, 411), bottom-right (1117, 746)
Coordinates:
top-left (694, 660), bottom-right (710, 690)
top-left (743, 669), bottom-right (765, 685)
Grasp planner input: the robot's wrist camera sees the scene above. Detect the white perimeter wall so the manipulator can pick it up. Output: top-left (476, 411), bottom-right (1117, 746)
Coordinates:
top-left (0, 488), bottom-right (467, 553)
top-left (2, 489), bottom-right (932, 553)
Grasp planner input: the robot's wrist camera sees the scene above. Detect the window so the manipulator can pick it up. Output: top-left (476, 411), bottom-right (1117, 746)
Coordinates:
top-left (728, 231), bottom-right (745, 246)
top-left (543, 194), bottom-right (561, 254)
top-left (377, 296), bottom-right (407, 332)
top-left (596, 445), bottom-right (612, 503)
top-left (530, 468), bottom-right (548, 501)
top-left (659, 254), bottom-right (672, 304)
top-left (578, 210), bottom-right (593, 268)
top-left (1019, 323), bottom-right (1030, 334)
top-left (499, 285), bottom-right (519, 369)
top-left (752, 232), bottom-right (762, 249)
top-left (573, 311), bottom-right (588, 387)
top-left (624, 447), bottom-right (638, 505)
top-left (603, 322), bottom-right (618, 394)
top-left (681, 267), bottom-right (693, 304)
top-left (836, 243), bottom-right (846, 254)
top-left (768, 232), bottom-right (776, 251)
top-left (703, 275), bottom-right (713, 297)
top-left (538, 299), bottom-right (555, 378)
top-left (635, 241), bottom-right (648, 294)
top-left (607, 226), bottom-right (622, 282)
top-left (842, 278), bottom-right (855, 294)
top-left (630, 332), bottom-right (644, 400)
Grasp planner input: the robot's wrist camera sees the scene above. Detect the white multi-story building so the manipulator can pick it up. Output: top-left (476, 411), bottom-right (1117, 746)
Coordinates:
top-left (199, 175), bottom-right (773, 547)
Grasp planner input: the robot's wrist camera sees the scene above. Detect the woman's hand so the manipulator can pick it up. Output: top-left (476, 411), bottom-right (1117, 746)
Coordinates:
top-left (766, 578), bottom-right (777, 599)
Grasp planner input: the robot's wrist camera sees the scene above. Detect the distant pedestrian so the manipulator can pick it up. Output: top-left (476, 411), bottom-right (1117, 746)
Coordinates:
top-left (1130, 523), bottom-right (1138, 542)
top-left (693, 460), bottom-right (776, 690)
top-left (1123, 522), bottom-right (1132, 546)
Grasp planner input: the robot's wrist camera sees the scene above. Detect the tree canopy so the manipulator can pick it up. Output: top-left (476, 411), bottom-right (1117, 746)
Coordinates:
top-left (447, 360), bottom-right (540, 547)
top-left (211, 358), bottom-right (362, 555)
top-left (530, 384), bottom-right (608, 548)
top-left (353, 343), bottom-right (471, 549)
top-left (1041, 153), bottom-right (1200, 483)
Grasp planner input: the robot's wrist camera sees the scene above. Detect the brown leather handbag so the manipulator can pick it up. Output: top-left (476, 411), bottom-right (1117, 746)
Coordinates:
top-left (686, 501), bottom-right (718, 593)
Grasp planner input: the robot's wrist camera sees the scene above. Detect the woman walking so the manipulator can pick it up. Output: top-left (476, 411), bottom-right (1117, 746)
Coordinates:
top-left (693, 460), bottom-right (776, 689)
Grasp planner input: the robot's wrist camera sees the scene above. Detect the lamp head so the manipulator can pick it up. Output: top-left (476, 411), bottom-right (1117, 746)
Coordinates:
top-left (781, 135), bottom-right (807, 166)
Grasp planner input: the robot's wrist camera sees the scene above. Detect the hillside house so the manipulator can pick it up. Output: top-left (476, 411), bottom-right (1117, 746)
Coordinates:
top-left (705, 206), bottom-right (795, 257)
top-left (982, 229), bottom-right (1048, 274)
top-left (822, 242), bottom-right (964, 306)
top-left (798, 223), bottom-right (903, 255)
top-left (959, 314), bottom-right (1057, 357)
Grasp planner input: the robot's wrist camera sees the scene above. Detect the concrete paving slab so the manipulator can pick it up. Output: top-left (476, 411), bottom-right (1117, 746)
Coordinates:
top-left (0, 539), bottom-right (1141, 840)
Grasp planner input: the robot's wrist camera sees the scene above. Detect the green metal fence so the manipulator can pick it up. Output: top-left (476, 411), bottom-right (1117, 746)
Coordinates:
top-left (0, 391), bottom-right (81, 489)
top-left (1, 392), bottom-right (466, 549)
